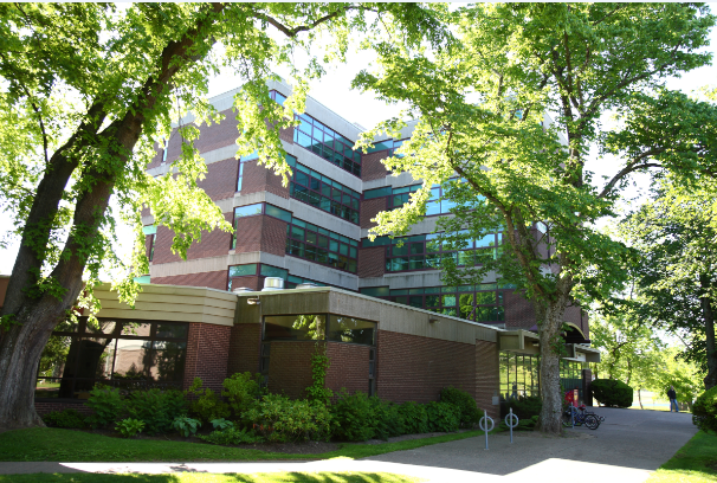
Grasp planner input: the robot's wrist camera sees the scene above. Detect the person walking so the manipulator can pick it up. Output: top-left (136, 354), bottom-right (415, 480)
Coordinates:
top-left (667, 385), bottom-right (679, 413)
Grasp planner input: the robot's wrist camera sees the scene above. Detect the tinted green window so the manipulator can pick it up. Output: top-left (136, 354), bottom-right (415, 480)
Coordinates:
top-left (260, 265), bottom-right (288, 278)
top-left (265, 204), bottom-right (292, 222)
top-left (360, 287), bottom-right (390, 297)
top-left (229, 264), bottom-right (257, 277)
top-left (234, 204), bottom-right (263, 218)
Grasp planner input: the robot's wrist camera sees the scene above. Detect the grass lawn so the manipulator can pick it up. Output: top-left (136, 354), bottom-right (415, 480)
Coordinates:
top-left (645, 431), bottom-right (717, 483)
top-left (0, 427), bottom-right (487, 463)
top-left (0, 472), bottom-right (423, 483)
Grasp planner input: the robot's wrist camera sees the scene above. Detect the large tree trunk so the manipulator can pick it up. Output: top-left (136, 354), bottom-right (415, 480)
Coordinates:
top-left (536, 287), bottom-right (571, 435)
top-left (0, 282), bottom-right (85, 431)
top-left (0, 4), bottom-right (225, 431)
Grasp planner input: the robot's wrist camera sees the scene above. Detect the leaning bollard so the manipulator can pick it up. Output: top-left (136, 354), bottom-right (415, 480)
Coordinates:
top-left (504, 407), bottom-right (519, 444)
top-left (479, 410), bottom-right (495, 450)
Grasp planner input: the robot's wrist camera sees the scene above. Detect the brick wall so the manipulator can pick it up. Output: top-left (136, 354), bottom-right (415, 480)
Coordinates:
top-left (376, 330), bottom-right (476, 404)
top-left (232, 216), bottom-right (264, 254)
top-left (183, 323), bottom-right (232, 392)
top-left (198, 157), bottom-right (240, 201)
top-left (152, 270), bottom-right (228, 291)
top-left (361, 151), bottom-right (391, 181)
top-left (260, 216), bottom-right (289, 257)
top-left (279, 126), bottom-right (294, 144)
top-left (266, 341), bottom-right (314, 399)
top-left (152, 212), bottom-right (233, 265)
top-left (475, 340), bottom-right (499, 419)
top-left (358, 246), bottom-right (386, 278)
top-left (228, 323), bottom-right (262, 375)
top-left (191, 109), bottom-right (240, 154)
top-left (361, 198), bottom-right (387, 229)
top-left (241, 159), bottom-right (289, 199)
top-left (325, 343), bottom-right (371, 395)
top-left (503, 289), bottom-right (536, 330)
top-left (230, 276), bottom-right (262, 292)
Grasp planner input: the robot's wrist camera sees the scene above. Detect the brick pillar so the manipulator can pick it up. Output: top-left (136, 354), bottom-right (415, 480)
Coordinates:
top-left (475, 340), bottom-right (500, 420)
top-left (183, 323), bottom-right (231, 392)
top-left (582, 368), bottom-right (593, 406)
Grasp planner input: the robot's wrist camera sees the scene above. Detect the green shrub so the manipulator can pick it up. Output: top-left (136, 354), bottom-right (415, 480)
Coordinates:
top-left (86, 385), bottom-right (124, 428)
top-left (199, 427), bottom-right (263, 445)
top-left (244, 394), bottom-right (331, 442)
top-left (115, 418), bottom-right (145, 438)
top-left (505, 396), bottom-right (542, 420)
top-left (125, 388), bottom-right (187, 434)
top-left (591, 379), bottom-right (633, 408)
top-left (369, 397), bottom-right (405, 440)
top-left (186, 377), bottom-right (230, 423)
top-left (329, 390), bottom-right (375, 441)
top-left (440, 387), bottom-right (484, 427)
top-left (398, 401), bottom-right (428, 434)
top-left (693, 386), bottom-right (717, 434)
top-left (222, 372), bottom-right (262, 420)
top-left (42, 409), bottom-right (86, 429)
top-left (173, 416), bottom-right (201, 438)
top-left (306, 344), bottom-right (333, 406)
top-left (425, 401), bottom-right (461, 432)
top-left (210, 418), bottom-right (234, 431)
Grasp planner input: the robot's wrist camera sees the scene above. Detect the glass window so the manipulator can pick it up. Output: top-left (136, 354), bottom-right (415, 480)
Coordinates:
top-left (364, 186), bottom-right (392, 199)
top-left (265, 204), bottom-right (292, 223)
top-left (36, 318), bottom-right (189, 399)
top-left (234, 204), bottom-right (263, 218)
top-left (292, 113), bottom-right (361, 176)
top-left (260, 264), bottom-right (288, 279)
top-left (359, 287), bottom-right (390, 297)
top-left (328, 316), bottom-right (376, 345)
top-left (264, 315), bottom-right (327, 341)
top-left (229, 264), bottom-right (257, 278)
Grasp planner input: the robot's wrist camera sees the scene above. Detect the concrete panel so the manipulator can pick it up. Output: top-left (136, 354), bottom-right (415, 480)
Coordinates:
top-left (95, 308), bottom-right (233, 326)
top-left (142, 215), bottom-right (155, 226)
top-left (284, 257), bottom-right (358, 291)
top-left (283, 141), bottom-right (363, 192)
top-left (238, 290), bottom-right (331, 317)
top-left (150, 256), bottom-right (229, 277)
top-left (328, 291), bottom-right (381, 322)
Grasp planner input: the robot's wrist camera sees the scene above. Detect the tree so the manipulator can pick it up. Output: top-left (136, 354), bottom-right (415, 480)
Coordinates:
top-left (619, 177), bottom-right (717, 390)
top-left (590, 313), bottom-right (663, 409)
top-left (0, 3), bottom-right (446, 431)
top-left (353, 3), bottom-right (716, 433)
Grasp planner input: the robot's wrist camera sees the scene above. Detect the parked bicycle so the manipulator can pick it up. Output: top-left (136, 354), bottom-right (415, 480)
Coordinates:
top-left (562, 404), bottom-right (602, 430)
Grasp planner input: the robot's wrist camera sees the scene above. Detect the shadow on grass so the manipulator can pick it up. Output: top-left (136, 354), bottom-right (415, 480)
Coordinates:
top-left (0, 471), bottom-right (421, 483)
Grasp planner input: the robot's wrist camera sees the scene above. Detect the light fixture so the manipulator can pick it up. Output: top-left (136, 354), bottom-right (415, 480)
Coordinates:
top-left (246, 297), bottom-right (260, 305)
top-left (429, 318), bottom-right (439, 324)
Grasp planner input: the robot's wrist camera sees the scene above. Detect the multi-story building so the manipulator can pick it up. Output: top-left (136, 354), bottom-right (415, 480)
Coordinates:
top-left (26, 80), bottom-right (598, 418)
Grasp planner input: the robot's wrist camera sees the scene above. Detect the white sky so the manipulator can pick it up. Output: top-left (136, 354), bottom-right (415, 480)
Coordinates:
top-left (0, 13), bottom-right (716, 276)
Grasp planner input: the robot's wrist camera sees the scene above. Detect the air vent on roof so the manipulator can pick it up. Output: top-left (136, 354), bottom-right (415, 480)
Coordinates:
top-left (232, 287), bottom-right (254, 294)
top-left (296, 283), bottom-right (320, 289)
top-left (262, 277), bottom-right (284, 291)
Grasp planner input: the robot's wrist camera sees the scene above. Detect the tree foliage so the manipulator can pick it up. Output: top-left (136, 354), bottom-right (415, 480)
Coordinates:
top-left (0, 2), bottom-right (447, 430)
top-left (352, 3), bottom-right (716, 433)
top-left (618, 176), bottom-right (717, 389)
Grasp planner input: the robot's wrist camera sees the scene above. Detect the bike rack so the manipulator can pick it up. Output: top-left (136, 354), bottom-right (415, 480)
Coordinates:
top-left (504, 407), bottom-right (519, 443)
top-left (479, 410), bottom-right (495, 450)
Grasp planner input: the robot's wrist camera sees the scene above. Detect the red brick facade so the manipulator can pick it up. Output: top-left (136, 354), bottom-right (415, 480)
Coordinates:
top-left (228, 323), bottom-right (262, 375)
top-left (266, 341), bottom-right (315, 399)
top-left (361, 198), bottom-right (387, 229)
top-left (183, 322), bottom-right (232, 392)
top-left (152, 212), bottom-right (233, 265)
top-left (152, 270), bottom-right (229, 291)
top-left (325, 343), bottom-right (371, 396)
top-left (503, 289), bottom-right (536, 330)
top-left (198, 157), bottom-right (240, 201)
top-left (241, 159), bottom-right (289, 199)
top-left (361, 150), bottom-right (391, 181)
top-left (475, 340), bottom-right (499, 417)
top-left (358, 246), bottom-right (386, 278)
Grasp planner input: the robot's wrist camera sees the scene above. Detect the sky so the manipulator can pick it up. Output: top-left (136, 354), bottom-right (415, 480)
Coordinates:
top-left (1, 10), bottom-right (716, 277)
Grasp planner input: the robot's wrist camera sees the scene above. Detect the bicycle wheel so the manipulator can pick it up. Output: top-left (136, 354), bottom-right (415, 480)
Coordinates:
top-left (561, 410), bottom-right (574, 427)
top-left (584, 414), bottom-right (599, 430)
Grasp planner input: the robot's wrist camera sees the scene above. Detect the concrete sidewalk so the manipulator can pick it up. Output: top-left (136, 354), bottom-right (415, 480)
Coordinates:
top-left (0, 407), bottom-right (697, 483)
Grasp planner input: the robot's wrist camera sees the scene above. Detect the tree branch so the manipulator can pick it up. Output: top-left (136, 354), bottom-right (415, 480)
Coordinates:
top-left (598, 149), bottom-right (665, 198)
top-left (253, 6), bottom-right (360, 38)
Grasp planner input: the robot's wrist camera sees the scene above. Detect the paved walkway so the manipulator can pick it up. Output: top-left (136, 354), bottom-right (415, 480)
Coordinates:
top-left (0, 408), bottom-right (697, 482)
